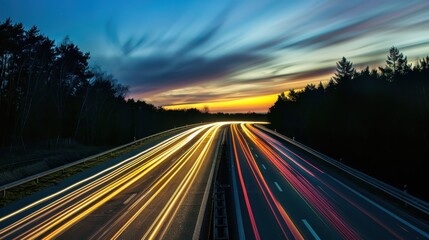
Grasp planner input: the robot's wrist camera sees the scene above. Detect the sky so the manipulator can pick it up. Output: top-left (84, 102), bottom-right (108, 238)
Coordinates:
top-left (2, 0), bottom-right (429, 113)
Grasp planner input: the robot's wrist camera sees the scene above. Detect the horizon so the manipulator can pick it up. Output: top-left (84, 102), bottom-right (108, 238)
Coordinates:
top-left (2, 0), bottom-right (429, 112)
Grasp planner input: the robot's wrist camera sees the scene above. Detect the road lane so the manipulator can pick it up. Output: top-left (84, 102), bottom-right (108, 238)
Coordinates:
top-left (230, 123), bottom-right (429, 239)
top-left (2, 121), bottom-right (427, 239)
top-left (0, 122), bottom-right (231, 239)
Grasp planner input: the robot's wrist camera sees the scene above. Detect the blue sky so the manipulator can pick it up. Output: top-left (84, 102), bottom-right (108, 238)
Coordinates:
top-left (2, 0), bottom-right (429, 112)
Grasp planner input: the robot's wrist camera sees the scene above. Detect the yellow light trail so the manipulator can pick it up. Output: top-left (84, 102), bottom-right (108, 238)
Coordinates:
top-left (0, 122), bottom-right (262, 239)
top-left (0, 125), bottom-right (200, 224)
top-left (111, 125), bottom-right (219, 239)
top-left (0, 124), bottom-right (210, 239)
top-left (29, 125), bottom-right (214, 239)
top-left (144, 126), bottom-right (220, 239)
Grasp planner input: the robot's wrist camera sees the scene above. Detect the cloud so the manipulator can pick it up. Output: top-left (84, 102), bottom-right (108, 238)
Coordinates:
top-left (3, 0), bottom-right (429, 112)
top-left (115, 50), bottom-right (271, 95)
top-left (106, 18), bottom-right (119, 46)
top-left (97, 0), bottom-right (429, 108)
top-left (138, 65), bottom-right (337, 107)
top-left (106, 18), bottom-right (147, 56)
top-left (175, 10), bottom-right (228, 56)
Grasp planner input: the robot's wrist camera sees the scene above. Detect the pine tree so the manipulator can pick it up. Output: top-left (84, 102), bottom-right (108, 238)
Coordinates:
top-left (419, 56), bottom-right (429, 71)
top-left (379, 46), bottom-right (410, 80)
top-left (317, 81), bottom-right (325, 93)
top-left (332, 57), bottom-right (354, 85)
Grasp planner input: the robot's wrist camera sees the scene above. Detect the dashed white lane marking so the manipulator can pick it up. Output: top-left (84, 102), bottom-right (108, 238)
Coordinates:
top-left (255, 153), bottom-right (259, 158)
top-left (261, 164), bottom-right (267, 170)
top-left (123, 193), bottom-right (137, 205)
top-left (302, 219), bottom-right (321, 240)
top-left (274, 182), bottom-right (283, 192)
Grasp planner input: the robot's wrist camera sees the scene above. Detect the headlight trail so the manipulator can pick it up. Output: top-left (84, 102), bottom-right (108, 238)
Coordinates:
top-left (2, 121), bottom-right (423, 239)
top-left (112, 125), bottom-right (219, 239)
top-left (0, 125), bottom-right (201, 224)
top-left (2, 126), bottom-right (205, 238)
top-left (0, 122), bottom-right (241, 239)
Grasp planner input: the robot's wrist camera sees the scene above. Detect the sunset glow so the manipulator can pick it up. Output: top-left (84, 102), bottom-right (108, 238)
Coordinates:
top-left (164, 94), bottom-right (278, 113)
top-left (2, 0), bottom-right (429, 112)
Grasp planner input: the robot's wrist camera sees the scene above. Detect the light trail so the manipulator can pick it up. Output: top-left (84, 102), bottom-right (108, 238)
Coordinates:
top-left (0, 125), bottom-right (201, 224)
top-left (232, 123), bottom-right (360, 239)
top-left (231, 124), bottom-right (303, 240)
top-left (113, 125), bottom-right (220, 239)
top-left (3, 125), bottom-right (208, 239)
top-left (2, 121), bottom-right (422, 239)
top-left (143, 126), bottom-right (219, 239)
top-left (231, 123), bottom-right (424, 239)
top-left (246, 124), bottom-right (406, 238)
top-left (0, 122), bottom-right (253, 239)
top-left (231, 125), bottom-right (261, 240)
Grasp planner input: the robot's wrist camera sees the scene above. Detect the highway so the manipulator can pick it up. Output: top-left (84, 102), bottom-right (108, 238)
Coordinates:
top-left (230, 123), bottom-right (429, 240)
top-left (0, 122), bottom-right (230, 239)
top-left (1, 122), bottom-right (429, 239)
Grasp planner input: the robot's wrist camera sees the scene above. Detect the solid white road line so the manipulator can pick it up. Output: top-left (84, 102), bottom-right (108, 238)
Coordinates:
top-left (302, 219), bottom-right (321, 240)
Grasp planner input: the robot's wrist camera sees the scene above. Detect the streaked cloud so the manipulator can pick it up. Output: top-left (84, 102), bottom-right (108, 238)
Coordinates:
top-left (3, 0), bottom-right (429, 112)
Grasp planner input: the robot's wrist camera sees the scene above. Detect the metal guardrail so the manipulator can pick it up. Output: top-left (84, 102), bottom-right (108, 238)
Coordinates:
top-left (0, 123), bottom-right (203, 196)
top-left (255, 124), bottom-right (429, 216)
top-left (213, 182), bottom-right (229, 240)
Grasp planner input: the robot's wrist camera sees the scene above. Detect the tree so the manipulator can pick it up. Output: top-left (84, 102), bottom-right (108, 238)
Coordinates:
top-left (50, 38), bottom-right (92, 145)
top-left (317, 82), bottom-right (325, 93)
top-left (287, 89), bottom-right (298, 101)
top-left (2, 19), bottom-right (263, 149)
top-left (380, 46), bottom-right (410, 80)
top-left (418, 56), bottom-right (429, 71)
top-left (332, 57), bottom-right (354, 85)
top-left (16, 26), bottom-right (55, 148)
top-left (0, 18), bottom-right (26, 146)
top-left (202, 105), bottom-right (210, 114)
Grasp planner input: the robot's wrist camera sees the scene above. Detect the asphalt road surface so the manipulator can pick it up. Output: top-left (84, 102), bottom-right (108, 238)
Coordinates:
top-left (229, 123), bottom-right (429, 240)
top-left (0, 122), bottom-right (229, 239)
top-left (1, 122), bottom-right (428, 240)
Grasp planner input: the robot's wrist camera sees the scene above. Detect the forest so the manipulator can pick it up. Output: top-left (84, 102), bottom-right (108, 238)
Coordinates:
top-left (0, 18), bottom-right (264, 151)
top-left (268, 47), bottom-right (429, 201)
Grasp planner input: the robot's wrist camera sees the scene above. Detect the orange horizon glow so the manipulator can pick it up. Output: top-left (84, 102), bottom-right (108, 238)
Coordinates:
top-left (163, 94), bottom-right (280, 113)
top-left (134, 74), bottom-right (332, 114)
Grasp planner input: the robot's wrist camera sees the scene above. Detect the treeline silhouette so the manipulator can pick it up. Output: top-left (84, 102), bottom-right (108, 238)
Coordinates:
top-left (0, 19), bottom-right (264, 150)
top-left (268, 47), bottom-right (429, 201)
